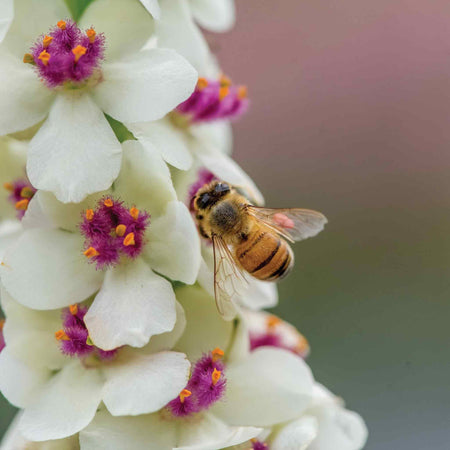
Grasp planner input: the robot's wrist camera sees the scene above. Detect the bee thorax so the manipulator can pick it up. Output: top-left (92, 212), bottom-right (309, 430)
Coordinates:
top-left (210, 202), bottom-right (242, 235)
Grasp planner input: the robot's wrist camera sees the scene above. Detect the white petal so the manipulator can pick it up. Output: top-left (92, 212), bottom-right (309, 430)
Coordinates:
top-left (80, 0), bottom-right (154, 60)
top-left (191, 121), bottom-right (233, 155)
top-left (0, 220), bottom-right (22, 260)
top-left (238, 278), bottom-right (278, 310)
top-left (174, 285), bottom-right (233, 361)
top-left (21, 195), bottom-right (54, 230)
top-left (213, 348), bottom-right (314, 427)
top-left (157, 0), bottom-right (211, 74)
top-left (0, 228), bottom-right (103, 309)
top-left (84, 258), bottom-right (177, 350)
top-left (271, 416), bottom-right (319, 450)
top-left (0, 348), bottom-right (50, 408)
top-left (127, 119), bottom-right (193, 170)
top-left (80, 410), bottom-right (177, 450)
top-left (103, 351), bottom-right (190, 416)
top-left (0, 0), bottom-right (13, 43)
top-left (139, 0), bottom-right (161, 19)
top-left (19, 362), bottom-right (103, 441)
top-left (190, 0), bottom-right (235, 32)
top-left (94, 49), bottom-right (197, 123)
top-left (144, 201), bottom-right (200, 284)
top-left (0, 51), bottom-right (54, 135)
top-left (176, 412), bottom-right (260, 449)
top-left (27, 92), bottom-right (122, 203)
top-left (114, 140), bottom-right (176, 217)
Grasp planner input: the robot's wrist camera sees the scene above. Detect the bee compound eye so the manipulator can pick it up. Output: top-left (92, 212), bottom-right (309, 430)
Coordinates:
top-left (214, 183), bottom-right (230, 195)
top-left (197, 193), bottom-right (211, 209)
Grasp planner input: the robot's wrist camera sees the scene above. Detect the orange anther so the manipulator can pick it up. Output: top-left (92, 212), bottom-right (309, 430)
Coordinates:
top-left (38, 50), bottom-right (51, 66)
top-left (212, 347), bottom-right (224, 362)
top-left (295, 336), bottom-right (310, 357)
top-left (84, 247), bottom-right (99, 258)
top-left (219, 74), bottom-right (232, 86)
top-left (115, 224), bottom-right (126, 237)
top-left (104, 198), bottom-right (114, 207)
top-left (72, 45), bottom-right (87, 63)
top-left (15, 199), bottom-right (29, 211)
top-left (219, 86), bottom-right (229, 100)
top-left (20, 187), bottom-right (34, 198)
top-left (23, 53), bottom-right (34, 64)
top-left (85, 209), bottom-right (94, 221)
top-left (57, 20), bottom-right (66, 30)
top-left (69, 304), bottom-right (78, 316)
top-left (55, 330), bottom-right (69, 341)
top-left (3, 182), bottom-right (13, 191)
top-left (43, 35), bottom-right (53, 48)
top-left (197, 77), bottom-right (208, 90)
top-left (86, 28), bottom-right (96, 44)
top-left (129, 207), bottom-right (140, 220)
top-left (0, 319), bottom-right (4, 331)
top-left (211, 368), bottom-right (221, 385)
top-left (267, 315), bottom-right (282, 330)
top-left (179, 389), bottom-right (192, 403)
top-left (238, 85), bottom-right (248, 99)
top-left (123, 232), bottom-right (135, 247)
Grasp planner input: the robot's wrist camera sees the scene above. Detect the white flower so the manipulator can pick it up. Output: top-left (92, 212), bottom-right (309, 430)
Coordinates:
top-left (0, 141), bottom-right (201, 350)
top-left (0, 0), bottom-right (13, 45)
top-left (78, 284), bottom-right (315, 450)
top-left (0, 289), bottom-right (190, 442)
top-left (0, 0), bottom-right (197, 202)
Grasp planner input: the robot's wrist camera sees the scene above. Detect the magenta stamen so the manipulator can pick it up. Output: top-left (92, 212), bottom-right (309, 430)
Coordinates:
top-left (252, 441), bottom-right (269, 450)
top-left (0, 320), bottom-right (5, 353)
top-left (4, 178), bottom-right (36, 219)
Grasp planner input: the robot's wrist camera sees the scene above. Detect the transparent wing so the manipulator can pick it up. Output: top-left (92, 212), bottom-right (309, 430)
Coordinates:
top-left (212, 234), bottom-right (248, 320)
top-left (247, 206), bottom-right (327, 243)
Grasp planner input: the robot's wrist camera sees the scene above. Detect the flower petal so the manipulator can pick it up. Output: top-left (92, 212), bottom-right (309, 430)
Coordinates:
top-left (127, 119), bottom-right (193, 170)
top-left (189, 0), bottom-right (235, 32)
top-left (84, 258), bottom-right (177, 350)
top-left (0, 228), bottom-right (103, 309)
top-left (19, 362), bottom-right (103, 441)
top-left (139, 0), bottom-right (161, 19)
top-left (103, 351), bottom-right (190, 416)
top-left (0, 220), bottom-right (22, 261)
top-left (271, 416), bottom-right (319, 450)
top-left (0, 348), bottom-right (50, 408)
top-left (0, 0), bottom-right (13, 43)
top-left (191, 121), bottom-right (233, 155)
top-left (174, 285), bottom-right (233, 361)
top-left (94, 48), bottom-right (197, 123)
top-left (238, 278), bottom-right (278, 310)
top-left (80, 0), bottom-right (154, 60)
top-left (213, 348), bottom-right (314, 426)
top-left (0, 51), bottom-right (54, 135)
top-left (80, 410), bottom-right (177, 450)
top-left (144, 201), bottom-right (200, 284)
top-left (27, 92), bottom-right (122, 203)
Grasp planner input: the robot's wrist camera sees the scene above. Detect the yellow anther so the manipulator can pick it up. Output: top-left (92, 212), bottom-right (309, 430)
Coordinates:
top-left (57, 20), bottom-right (66, 30)
top-left (85, 209), bottom-right (94, 221)
top-left (219, 74), bottom-right (232, 86)
top-left (38, 50), bottom-right (51, 66)
top-left (23, 53), bottom-right (35, 64)
top-left (84, 247), bottom-right (99, 258)
top-left (129, 207), bottom-right (140, 220)
top-left (115, 224), bottom-right (126, 237)
top-left (0, 319), bottom-right (4, 331)
top-left (104, 198), bottom-right (114, 207)
top-left (197, 77), bottom-right (208, 90)
top-left (72, 45), bottom-right (87, 63)
top-left (86, 28), bottom-right (96, 44)
top-left (238, 85), bottom-right (248, 99)
top-left (86, 336), bottom-right (94, 346)
top-left (219, 86), bottom-right (229, 100)
top-left (15, 199), bottom-right (29, 211)
top-left (69, 304), bottom-right (78, 316)
top-left (123, 232), bottom-right (135, 247)
top-left (179, 389), bottom-right (192, 403)
top-left (3, 182), bottom-right (13, 191)
top-left (212, 347), bottom-right (224, 362)
top-left (55, 330), bottom-right (69, 341)
top-left (43, 35), bottom-right (53, 48)
top-left (211, 368), bottom-right (221, 385)
top-left (20, 187), bottom-right (34, 198)
top-left (267, 315), bottom-right (282, 330)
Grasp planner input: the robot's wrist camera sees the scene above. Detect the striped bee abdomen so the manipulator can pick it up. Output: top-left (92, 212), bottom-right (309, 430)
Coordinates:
top-left (235, 228), bottom-right (294, 281)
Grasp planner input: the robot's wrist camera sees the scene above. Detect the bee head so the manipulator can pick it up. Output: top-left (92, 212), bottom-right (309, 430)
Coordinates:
top-left (195, 181), bottom-right (231, 210)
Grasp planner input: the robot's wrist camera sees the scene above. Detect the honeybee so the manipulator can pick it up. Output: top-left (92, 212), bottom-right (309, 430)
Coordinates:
top-left (193, 180), bottom-right (327, 319)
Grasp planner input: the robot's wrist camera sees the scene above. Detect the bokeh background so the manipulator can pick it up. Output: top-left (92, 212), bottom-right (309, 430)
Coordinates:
top-left (2, 0), bottom-right (450, 448)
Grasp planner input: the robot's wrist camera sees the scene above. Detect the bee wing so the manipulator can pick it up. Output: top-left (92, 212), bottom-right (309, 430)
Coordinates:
top-left (212, 234), bottom-right (248, 320)
top-left (247, 206), bottom-right (327, 243)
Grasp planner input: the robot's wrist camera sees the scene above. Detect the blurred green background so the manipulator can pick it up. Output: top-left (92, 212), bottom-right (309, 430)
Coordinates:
top-left (2, 0), bottom-right (450, 448)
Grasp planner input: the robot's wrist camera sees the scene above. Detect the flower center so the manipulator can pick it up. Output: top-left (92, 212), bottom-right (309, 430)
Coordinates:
top-left (251, 439), bottom-right (269, 450)
top-left (80, 197), bottom-right (150, 269)
top-left (0, 319), bottom-right (5, 354)
top-left (55, 304), bottom-right (117, 361)
top-left (23, 20), bottom-right (105, 88)
top-left (3, 178), bottom-right (36, 219)
top-left (249, 313), bottom-right (310, 358)
top-left (165, 348), bottom-right (227, 418)
top-left (174, 75), bottom-right (249, 124)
